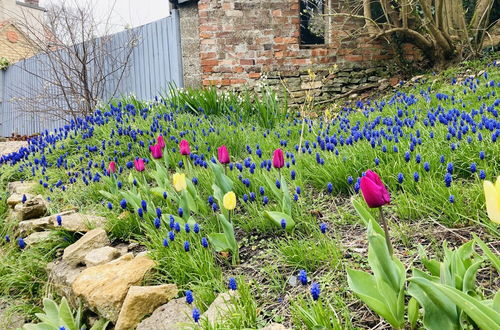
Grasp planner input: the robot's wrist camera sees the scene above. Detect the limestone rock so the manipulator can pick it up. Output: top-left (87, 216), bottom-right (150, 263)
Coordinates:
top-left (52, 213), bottom-right (107, 232)
top-left (137, 298), bottom-right (192, 330)
top-left (47, 260), bottom-right (85, 306)
top-left (18, 211), bottom-right (74, 235)
top-left (13, 195), bottom-right (47, 220)
top-left (63, 228), bottom-right (109, 266)
top-left (7, 181), bottom-right (36, 194)
top-left (261, 323), bottom-right (290, 330)
top-left (110, 252), bottom-right (134, 264)
top-left (84, 246), bottom-right (121, 267)
top-left (24, 231), bottom-right (52, 245)
top-left (72, 255), bottom-right (155, 322)
top-left (115, 284), bottom-right (178, 330)
top-left (6, 193), bottom-right (32, 207)
top-left (202, 291), bottom-right (238, 324)
top-left (18, 215), bottom-right (52, 235)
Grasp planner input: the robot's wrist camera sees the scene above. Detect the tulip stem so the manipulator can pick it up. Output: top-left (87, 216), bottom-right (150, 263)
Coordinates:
top-left (379, 207), bottom-right (393, 256)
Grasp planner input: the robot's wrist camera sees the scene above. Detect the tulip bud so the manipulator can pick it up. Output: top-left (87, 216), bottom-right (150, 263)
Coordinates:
top-left (157, 135), bottom-right (166, 149)
top-left (150, 144), bottom-right (163, 159)
top-left (272, 148), bottom-right (284, 169)
top-left (108, 161), bottom-right (117, 173)
top-left (360, 170), bottom-right (390, 208)
top-left (179, 139), bottom-right (191, 155)
top-left (133, 158), bottom-right (145, 172)
top-left (483, 176), bottom-right (500, 224)
top-left (217, 145), bottom-right (230, 164)
top-left (223, 191), bottom-right (236, 210)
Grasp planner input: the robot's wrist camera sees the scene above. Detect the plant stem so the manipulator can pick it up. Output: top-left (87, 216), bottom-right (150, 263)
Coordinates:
top-left (379, 207), bottom-right (393, 256)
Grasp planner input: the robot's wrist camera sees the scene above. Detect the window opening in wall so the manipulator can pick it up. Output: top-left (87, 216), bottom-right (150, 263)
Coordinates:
top-left (300, 0), bottom-right (325, 45)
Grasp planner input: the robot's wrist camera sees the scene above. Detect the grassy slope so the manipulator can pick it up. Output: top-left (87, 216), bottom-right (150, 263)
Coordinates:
top-left (0, 58), bottom-right (498, 328)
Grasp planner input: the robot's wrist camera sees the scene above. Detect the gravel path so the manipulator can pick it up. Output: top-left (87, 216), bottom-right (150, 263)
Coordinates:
top-left (0, 141), bottom-right (28, 157)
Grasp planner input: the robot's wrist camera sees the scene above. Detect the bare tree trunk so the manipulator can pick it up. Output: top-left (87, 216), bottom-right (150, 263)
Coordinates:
top-left (362, 0), bottom-right (377, 36)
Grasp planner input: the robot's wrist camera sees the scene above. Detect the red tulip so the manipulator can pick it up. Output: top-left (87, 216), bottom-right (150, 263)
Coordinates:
top-left (360, 170), bottom-right (391, 208)
top-left (157, 135), bottom-right (166, 149)
top-left (108, 161), bottom-right (117, 174)
top-left (272, 148), bottom-right (284, 169)
top-left (134, 158), bottom-right (145, 172)
top-left (217, 145), bottom-right (230, 164)
top-left (150, 144), bottom-right (163, 159)
top-left (179, 139), bottom-right (190, 155)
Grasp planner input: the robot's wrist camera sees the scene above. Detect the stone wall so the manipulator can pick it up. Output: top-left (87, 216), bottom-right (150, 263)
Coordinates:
top-left (179, 2), bottom-right (202, 88)
top-left (188, 0), bottom-right (422, 103)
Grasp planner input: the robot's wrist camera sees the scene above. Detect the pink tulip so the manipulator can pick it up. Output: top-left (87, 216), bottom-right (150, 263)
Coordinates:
top-left (108, 161), bottom-right (117, 174)
top-left (360, 170), bottom-right (391, 208)
top-left (157, 135), bottom-right (166, 149)
top-left (134, 158), bottom-right (145, 172)
top-left (217, 145), bottom-right (230, 164)
top-left (179, 139), bottom-right (190, 155)
top-left (272, 148), bottom-right (284, 169)
top-left (150, 144), bottom-right (163, 159)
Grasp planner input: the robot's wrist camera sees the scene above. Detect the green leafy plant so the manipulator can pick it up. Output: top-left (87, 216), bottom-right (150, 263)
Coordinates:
top-left (208, 162), bottom-right (239, 264)
top-left (22, 297), bottom-right (108, 330)
top-left (263, 173), bottom-right (295, 231)
top-left (0, 57), bottom-right (10, 70)
top-left (347, 221), bottom-right (406, 329)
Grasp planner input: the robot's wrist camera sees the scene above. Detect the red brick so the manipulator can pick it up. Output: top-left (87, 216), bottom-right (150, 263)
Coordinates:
top-left (200, 25), bottom-right (218, 32)
top-left (202, 65), bottom-right (215, 73)
top-left (248, 72), bottom-right (261, 79)
top-left (240, 59), bottom-right (255, 65)
top-left (201, 52), bottom-right (217, 60)
top-left (202, 79), bottom-right (221, 86)
top-left (230, 79), bottom-right (246, 85)
top-left (202, 59), bottom-right (219, 66)
top-left (344, 55), bottom-right (363, 62)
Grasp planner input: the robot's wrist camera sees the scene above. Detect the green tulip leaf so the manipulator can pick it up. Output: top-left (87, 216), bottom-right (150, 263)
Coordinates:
top-left (408, 297), bottom-right (419, 330)
top-left (347, 269), bottom-right (403, 328)
top-left (264, 211), bottom-right (295, 231)
top-left (351, 197), bottom-right (384, 236)
top-left (408, 276), bottom-right (461, 330)
top-left (463, 259), bottom-right (484, 295)
top-left (434, 282), bottom-right (500, 330)
top-left (208, 233), bottom-right (232, 252)
top-left (367, 223), bottom-right (404, 292)
top-left (473, 234), bottom-right (500, 273)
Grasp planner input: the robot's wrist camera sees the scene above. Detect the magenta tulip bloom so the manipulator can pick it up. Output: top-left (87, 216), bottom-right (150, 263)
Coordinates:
top-left (134, 158), bottom-right (145, 172)
top-left (217, 145), bottom-right (230, 164)
top-left (272, 149), bottom-right (284, 169)
top-left (157, 135), bottom-right (166, 149)
top-left (108, 161), bottom-right (117, 174)
top-left (150, 144), bottom-right (163, 159)
top-left (179, 139), bottom-right (190, 155)
top-left (360, 170), bottom-right (391, 208)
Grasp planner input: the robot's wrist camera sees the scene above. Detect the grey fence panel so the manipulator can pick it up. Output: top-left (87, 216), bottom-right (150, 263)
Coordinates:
top-left (0, 12), bottom-right (183, 137)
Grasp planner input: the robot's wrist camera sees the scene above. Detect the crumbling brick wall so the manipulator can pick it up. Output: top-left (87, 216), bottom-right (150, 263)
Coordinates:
top-left (192, 0), bottom-right (421, 103)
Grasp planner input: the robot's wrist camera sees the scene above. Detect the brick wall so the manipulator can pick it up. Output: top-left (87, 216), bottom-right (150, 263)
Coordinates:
top-left (193, 0), bottom-right (421, 103)
top-left (0, 24), bottom-right (35, 63)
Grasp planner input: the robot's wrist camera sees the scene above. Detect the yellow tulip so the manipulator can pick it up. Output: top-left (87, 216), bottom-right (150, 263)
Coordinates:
top-left (483, 176), bottom-right (500, 224)
top-left (223, 191), bottom-right (236, 211)
top-left (173, 173), bottom-right (187, 192)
